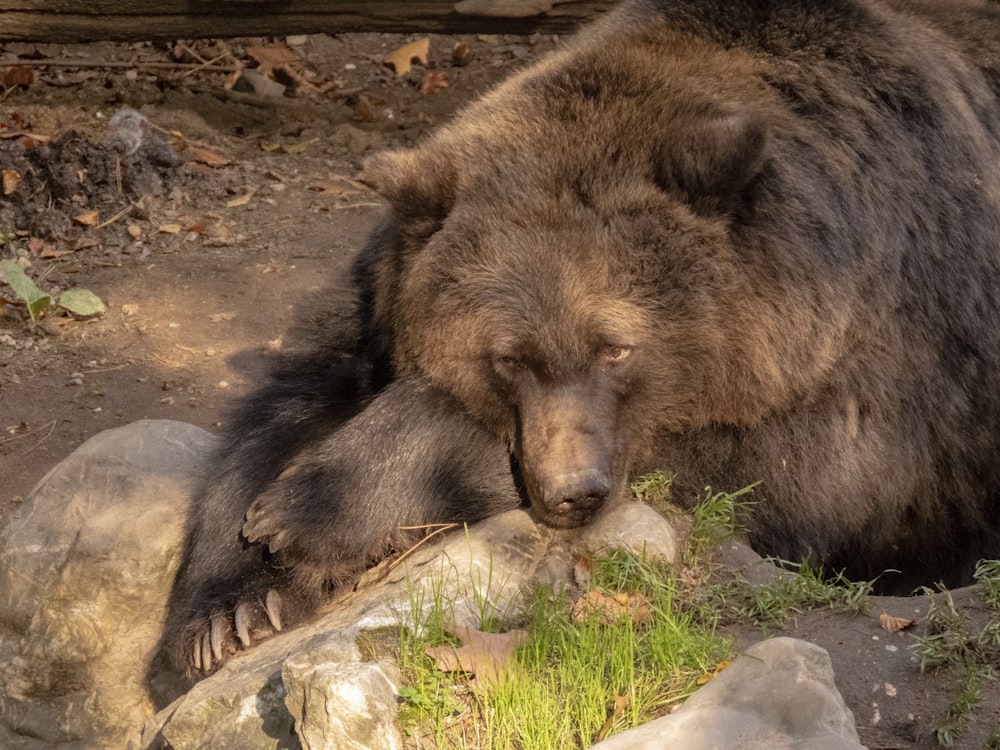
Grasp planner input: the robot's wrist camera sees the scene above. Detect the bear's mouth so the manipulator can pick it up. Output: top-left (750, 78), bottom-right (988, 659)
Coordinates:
top-left (537, 497), bottom-right (607, 529)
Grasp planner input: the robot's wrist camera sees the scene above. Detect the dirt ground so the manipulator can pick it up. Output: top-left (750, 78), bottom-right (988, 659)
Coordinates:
top-left (1, 31), bottom-right (997, 750)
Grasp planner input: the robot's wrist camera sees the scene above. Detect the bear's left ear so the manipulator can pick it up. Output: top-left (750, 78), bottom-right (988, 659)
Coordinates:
top-left (360, 148), bottom-right (457, 220)
top-left (655, 109), bottom-right (769, 204)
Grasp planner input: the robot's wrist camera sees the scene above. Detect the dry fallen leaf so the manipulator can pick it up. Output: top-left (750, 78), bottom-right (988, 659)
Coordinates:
top-left (384, 37), bottom-right (430, 76)
top-left (571, 589), bottom-right (652, 624)
top-left (73, 211), bottom-right (100, 226)
top-left (425, 626), bottom-right (527, 691)
top-left (1, 65), bottom-right (34, 89)
top-left (226, 192), bottom-right (254, 208)
top-left (188, 146), bottom-right (231, 168)
top-left (2, 169), bottom-right (21, 196)
top-left (420, 70), bottom-right (449, 95)
top-left (68, 235), bottom-right (100, 252)
top-left (352, 94), bottom-right (388, 123)
top-left (879, 612), bottom-right (917, 633)
top-left (246, 43), bottom-right (298, 74)
top-left (595, 692), bottom-right (631, 743)
top-left (696, 659), bottom-right (733, 685)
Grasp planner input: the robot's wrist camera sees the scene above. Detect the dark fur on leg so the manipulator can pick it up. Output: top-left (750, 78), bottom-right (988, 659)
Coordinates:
top-left (156, 374), bottom-right (519, 688)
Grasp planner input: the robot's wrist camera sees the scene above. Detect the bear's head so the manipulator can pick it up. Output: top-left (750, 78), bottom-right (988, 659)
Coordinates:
top-left (360, 54), bottom-right (788, 528)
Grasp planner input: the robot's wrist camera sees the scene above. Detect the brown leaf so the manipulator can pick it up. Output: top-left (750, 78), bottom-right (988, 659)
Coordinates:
top-left (68, 235), bottom-right (100, 252)
top-left (226, 191), bottom-right (255, 208)
top-left (571, 589), bottom-right (652, 624)
top-left (1, 65), bottom-right (34, 89)
top-left (383, 37), bottom-right (430, 76)
top-left (419, 71), bottom-right (449, 95)
top-left (73, 210), bottom-right (100, 226)
top-left (595, 692), bottom-right (631, 743)
top-left (352, 94), bottom-right (388, 123)
top-left (247, 43), bottom-right (298, 73)
top-left (188, 146), bottom-right (231, 168)
top-left (424, 626), bottom-right (527, 691)
top-left (880, 612), bottom-right (917, 633)
top-left (696, 659), bottom-right (733, 686)
top-left (2, 169), bottom-right (21, 195)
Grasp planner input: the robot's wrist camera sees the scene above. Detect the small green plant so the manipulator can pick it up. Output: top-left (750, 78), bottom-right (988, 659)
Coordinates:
top-left (1, 259), bottom-right (105, 320)
top-left (685, 483), bottom-right (758, 564)
top-left (934, 664), bottom-right (986, 748)
top-left (975, 559), bottom-right (1000, 612)
top-left (702, 560), bottom-right (873, 629)
top-left (910, 561), bottom-right (1000, 747)
top-left (629, 470), bottom-right (674, 507)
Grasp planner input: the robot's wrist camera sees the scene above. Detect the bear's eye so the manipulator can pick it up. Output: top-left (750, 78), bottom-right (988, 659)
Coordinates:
top-left (602, 344), bottom-right (631, 362)
top-left (493, 354), bottom-right (523, 376)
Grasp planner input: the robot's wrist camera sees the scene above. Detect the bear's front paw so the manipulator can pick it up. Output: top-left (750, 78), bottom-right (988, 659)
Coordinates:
top-left (186, 588), bottom-right (287, 673)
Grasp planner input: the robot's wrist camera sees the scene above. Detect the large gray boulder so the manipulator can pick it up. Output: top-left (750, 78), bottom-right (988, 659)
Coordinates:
top-left (0, 420), bottom-right (213, 750)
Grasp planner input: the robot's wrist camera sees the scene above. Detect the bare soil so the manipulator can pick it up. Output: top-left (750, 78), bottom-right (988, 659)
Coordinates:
top-left (1, 32), bottom-right (997, 750)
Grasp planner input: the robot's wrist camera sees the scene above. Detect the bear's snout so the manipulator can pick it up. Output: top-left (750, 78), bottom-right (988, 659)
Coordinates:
top-left (539, 468), bottom-right (610, 526)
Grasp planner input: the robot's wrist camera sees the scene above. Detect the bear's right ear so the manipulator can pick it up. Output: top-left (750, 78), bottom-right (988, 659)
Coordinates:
top-left (655, 109), bottom-right (769, 206)
top-left (360, 148), bottom-right (457, 220)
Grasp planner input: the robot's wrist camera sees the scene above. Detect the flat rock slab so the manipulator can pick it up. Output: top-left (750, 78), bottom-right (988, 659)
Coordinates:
top-left (590, 636), bottom-right (864, 750)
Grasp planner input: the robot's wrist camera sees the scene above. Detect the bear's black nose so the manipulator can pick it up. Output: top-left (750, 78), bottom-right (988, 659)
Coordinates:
top-left (544, 470), bottom-right (611, 516)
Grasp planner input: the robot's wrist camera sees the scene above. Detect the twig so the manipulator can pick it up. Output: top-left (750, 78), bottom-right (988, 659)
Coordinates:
top-left (80, 364), bottom-right (127, 374)
top-left (389, 523), bottom-right (460, 571)
top-left (96, 194), bottom-right (149, 229)
top-left (16, 420), bottom-right (56, 454)
top-left (333, 202), bottom-right (383, 210)
top-left (16, 58), bottom-right (240, 72)
top-left (180, 52), bottom-right (237, 79)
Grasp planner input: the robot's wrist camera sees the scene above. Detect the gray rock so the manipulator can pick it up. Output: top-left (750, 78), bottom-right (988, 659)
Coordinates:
top-left (0, 420), bottom-right (213, 750)
top-left (589, 637), bottom-right (865, 750)
top-left (575, 501), bottom-right (677, 564)
top-left (284, 651), bottom-right (402, 750)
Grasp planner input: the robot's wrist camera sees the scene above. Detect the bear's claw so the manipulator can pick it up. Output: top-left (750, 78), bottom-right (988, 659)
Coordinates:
top-left (186, 588), bottom-right (286, 672)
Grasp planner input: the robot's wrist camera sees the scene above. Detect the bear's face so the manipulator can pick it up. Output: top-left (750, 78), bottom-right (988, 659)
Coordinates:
top-left (361, 71), bottom-right (778, 527)
top-left (363, 181), bottom-right (754, 527)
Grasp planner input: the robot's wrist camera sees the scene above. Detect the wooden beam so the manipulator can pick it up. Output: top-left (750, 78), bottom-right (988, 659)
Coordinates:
top-left (0, 1), bottom-right (617, 43)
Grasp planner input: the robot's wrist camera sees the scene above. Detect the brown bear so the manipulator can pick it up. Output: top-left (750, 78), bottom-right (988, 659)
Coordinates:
top-left (160, 0), bottom-right (1000, 679)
